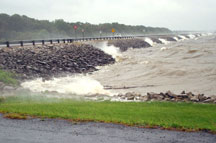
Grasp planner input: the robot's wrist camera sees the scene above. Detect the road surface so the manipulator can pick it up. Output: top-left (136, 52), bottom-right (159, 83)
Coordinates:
top-left (0, 114), bottom-right (215, 143)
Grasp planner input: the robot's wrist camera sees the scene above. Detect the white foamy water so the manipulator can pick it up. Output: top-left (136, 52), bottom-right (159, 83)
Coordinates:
top-left (207, 33), bottom-right (213, 36)
top-left (201, 33), bottom-right (208, 36)
top-left (201, 33), bottom-right (213, 36)
top-left (196, 34), bottom-right (201, 37)
top-left (91, 41), bottom-right (122, 62)
top-left (160, 47), bottom-right (169, 51)
top-left (173, 37), bottom-right (179, 41)
top-left (101, 42), bottom-right (122, 60)
top-left (21, 75), bottom-right (112, 96)
top-left (144, 38), bottom-right (154, 46)
top-left (188, 34), bottom-right (196, 39)
top-left (178, 35), bottom-right (188, 40)
top-left (140, 60), bottom-right (150, 64)
top-left (158, 38), bottom-right (170, 44)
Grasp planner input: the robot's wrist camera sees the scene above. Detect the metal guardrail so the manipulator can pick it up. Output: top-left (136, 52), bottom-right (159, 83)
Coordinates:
top-left (0, 33), bottom-right (186, 47)
top-left (0, 36), bottom-right (135, 47)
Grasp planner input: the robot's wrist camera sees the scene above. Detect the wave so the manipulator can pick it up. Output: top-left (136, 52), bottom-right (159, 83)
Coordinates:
top-left (187, 34), bottom-right (196, 39)
top-left (144, 38), bottom-right (154, 46)
top-left (160, 47), bottom-right (169, 51)
top-left (173, 37), bottom-right (179, 41)
top-left (94, 41), bottom-right (123, 62)
top-left (158, 38), bottom-right (170, 44)
top-left (178, 35), bottom-right (188, 40)
top-left (21, 75), bottom-right (112, 96)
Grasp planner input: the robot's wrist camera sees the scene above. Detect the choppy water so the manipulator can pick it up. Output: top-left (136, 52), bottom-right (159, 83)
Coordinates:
top-left (19, 34), bottom-right (216, 98)
top-left (90, 35), bottom-right (216, 96)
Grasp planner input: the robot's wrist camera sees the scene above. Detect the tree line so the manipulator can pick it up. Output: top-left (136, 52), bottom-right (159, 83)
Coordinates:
top-left (0, 13), bottom-right (172, 42)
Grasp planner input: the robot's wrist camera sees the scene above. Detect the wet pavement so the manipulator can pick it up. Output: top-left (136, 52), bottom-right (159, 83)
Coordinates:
top-left (0, 114), bottom-right (215, 143)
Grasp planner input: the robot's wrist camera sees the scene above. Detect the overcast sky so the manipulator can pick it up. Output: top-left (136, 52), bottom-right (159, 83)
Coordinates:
top-left (0, 0), bottom-right (215, 31)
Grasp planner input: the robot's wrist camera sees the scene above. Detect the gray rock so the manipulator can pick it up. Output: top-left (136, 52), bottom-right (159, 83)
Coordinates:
top-left (175, 98), bottom-right (183, 102)
top-left (125, 92), bottom-right (135, 100)
top-left (210, 95), bottom-right (216, 100)
top-left (147, 92), bottom-right (164, 100)
top-left (165, 91), bottom-right (177, 98)
top-left (127, 96), bottom-right (135, 100)
top-left (187, 92), bottom-right (194, 99)
top-left (190, 95), bottom-right (199, 102)
top-left (117, 93), bottom-right (124, 97)
top-left (113, 91), bottom-right (215, 104)
top-left (203, 98), bottom-right (214, 103)
top-left (139, 96), bottom-right (148, 101)
top-left (164, 98), bottom-right (171, 101)
top-left (181, 91), bottom-right (186, 94)
top-left (198, 94), bottom-right (207, 102)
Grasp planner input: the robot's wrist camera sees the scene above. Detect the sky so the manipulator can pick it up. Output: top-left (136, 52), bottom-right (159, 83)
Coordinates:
top-left (0, 0), bottom-right (216, 31)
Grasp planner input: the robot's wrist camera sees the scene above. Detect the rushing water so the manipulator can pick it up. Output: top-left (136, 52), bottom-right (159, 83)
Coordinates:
top-left (89, 35), bottom-right (216, 96)
top-left (20, 34), bottom-right (216, 98)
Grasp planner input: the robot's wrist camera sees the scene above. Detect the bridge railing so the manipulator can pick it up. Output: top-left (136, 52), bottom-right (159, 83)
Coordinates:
top-left (0, 36), bottom-right (135, 47)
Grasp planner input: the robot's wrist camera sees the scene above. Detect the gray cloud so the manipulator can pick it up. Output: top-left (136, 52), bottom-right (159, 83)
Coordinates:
top-left (0, 0), bottom-right (215, 31)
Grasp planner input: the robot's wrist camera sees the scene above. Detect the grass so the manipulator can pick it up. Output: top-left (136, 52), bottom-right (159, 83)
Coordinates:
top-left (0, 69), bottom-right (17, 85)
top-left (0, 96), bottom-right (216, 132)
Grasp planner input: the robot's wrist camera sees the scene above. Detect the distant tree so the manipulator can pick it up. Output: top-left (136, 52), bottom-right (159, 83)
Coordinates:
top-left (0, 13), bottom-right (172, 41)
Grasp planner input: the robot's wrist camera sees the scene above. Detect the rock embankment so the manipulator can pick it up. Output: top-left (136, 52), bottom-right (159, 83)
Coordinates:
top-left (0, 43), bottom-right (115, 79)
top-left (115, 91), bottom-right (216, 103)
top-left (108, 39), bottom-right (152, 52)
top-left (150, 37), bottom-right (163, 44)
top-left (162, 36), bottom-right (177, 42)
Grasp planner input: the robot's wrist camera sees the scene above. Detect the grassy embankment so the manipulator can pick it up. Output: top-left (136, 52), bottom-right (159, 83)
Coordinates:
top-left (0, 69), bottom-right (17, 85)
top-left (0, 95), bottom-right (216, 133)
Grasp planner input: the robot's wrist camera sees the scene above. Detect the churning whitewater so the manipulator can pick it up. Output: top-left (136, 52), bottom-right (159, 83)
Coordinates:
top-left (21, 75), bottom-right (111, 96)
top-left (94, 41), bottom-right (122, 62)
top-left (21, 34), bottom-right (216, 98)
